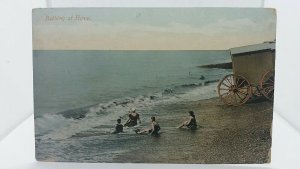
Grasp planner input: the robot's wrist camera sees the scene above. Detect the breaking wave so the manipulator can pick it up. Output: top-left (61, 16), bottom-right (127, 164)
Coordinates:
top-left (35, 81), bottom-right (219, 140)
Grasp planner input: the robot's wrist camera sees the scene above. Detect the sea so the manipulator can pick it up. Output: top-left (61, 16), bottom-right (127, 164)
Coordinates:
top-left (33, 50), bottom-right (232, 162)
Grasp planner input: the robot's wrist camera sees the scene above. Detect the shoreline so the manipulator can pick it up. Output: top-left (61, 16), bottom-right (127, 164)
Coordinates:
top-left (113, 97), bottom-right (273, 163)
top-left (35, 84), bottom-right (273, 163)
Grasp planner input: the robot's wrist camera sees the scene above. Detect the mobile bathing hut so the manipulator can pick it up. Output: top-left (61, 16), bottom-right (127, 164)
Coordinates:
top-left (217, 41), bottom-right (275, 106)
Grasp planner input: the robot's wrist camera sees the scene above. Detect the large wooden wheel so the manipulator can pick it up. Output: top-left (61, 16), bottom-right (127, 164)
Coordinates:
top-left (218, 74), bottom-right (252, 106)
top-left (260, 70), bottom-right (275, 101)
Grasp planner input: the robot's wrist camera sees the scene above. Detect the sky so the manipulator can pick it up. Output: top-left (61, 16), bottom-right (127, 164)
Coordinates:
top-left (32, 8), bottom-right (276, 50)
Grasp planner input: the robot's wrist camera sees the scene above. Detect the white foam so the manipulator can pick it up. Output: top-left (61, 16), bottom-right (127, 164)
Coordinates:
top-left (36, 83), bottom-right (218, 140)
top-left (177, 83), bottom-right (218, 101)
top-left (35, 114), bottom-right (75, 135)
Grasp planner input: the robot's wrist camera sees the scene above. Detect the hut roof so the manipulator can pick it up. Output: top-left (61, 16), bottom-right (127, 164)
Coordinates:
top-left (230, 42), bottom-right (275, 55)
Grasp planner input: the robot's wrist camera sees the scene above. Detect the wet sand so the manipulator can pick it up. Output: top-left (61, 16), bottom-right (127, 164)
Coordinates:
top-left (113, 97), bottom-right (273, 163)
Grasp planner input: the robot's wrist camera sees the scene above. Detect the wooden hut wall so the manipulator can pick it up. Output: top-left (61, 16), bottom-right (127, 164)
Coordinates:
top-left (232, 50), bottom-right (275, 85)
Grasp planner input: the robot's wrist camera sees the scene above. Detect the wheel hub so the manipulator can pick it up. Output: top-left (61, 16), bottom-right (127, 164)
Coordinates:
top-left (229, 85), bottom-right (238, 93)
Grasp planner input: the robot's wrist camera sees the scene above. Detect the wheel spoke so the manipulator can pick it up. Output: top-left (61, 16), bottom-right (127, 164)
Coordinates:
top-left (237, 79), bottom-right (245, 88)
top-left (233, 76), bottom-right (237, 86)
top-left (233, 94), bottom-right (238, 104)
top-left (237, 89), bottom-right (248, 95)
top-left (260, 70), bottom-right (275, 101)
top-left (237, 91), bottom-right (247, 97)
top-left (225, 77), bottom-right (233, 86)
top-left (221, 82), bottom-right (230, 88)
top-left (220, 91), bottom-right (231, 97)
top-left (236, 92), bottom-right (244, 101)
top-left (239, 86), bottom-right (249, 90)
top-left (236, 92), bottom-right (245, 99)
top-left (228, 93), bottom-right (235, 104)
top-left (234, 77), bottom-right (239, 85)
top-left (232, 76), bottom-right (237, 87)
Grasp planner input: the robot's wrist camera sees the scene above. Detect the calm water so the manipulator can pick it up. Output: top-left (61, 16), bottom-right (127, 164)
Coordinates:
top-left (33, 50), bottom-right (232, 162)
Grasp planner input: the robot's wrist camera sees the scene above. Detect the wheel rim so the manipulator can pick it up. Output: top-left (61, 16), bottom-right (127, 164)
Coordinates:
top-left (260, 70), bottom-right (275, 101)
top-left (218, 74), bottom-right (251, 106)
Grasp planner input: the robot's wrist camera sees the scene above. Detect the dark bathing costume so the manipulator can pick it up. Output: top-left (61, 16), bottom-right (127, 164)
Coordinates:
top-left (113, 123), bottom-right (123, 134)
top-left (186, 116), bottom-right (197, 130)
top-left (148, 122), bottom-right (161, 135)
top-left (125, 113), bottom-right (139, 127)
top-left (115, 123), bottom-right (123, 133)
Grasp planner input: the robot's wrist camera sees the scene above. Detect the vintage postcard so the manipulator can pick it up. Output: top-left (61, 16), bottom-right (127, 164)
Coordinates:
top-left (33, 8), bottom-right (276, 163)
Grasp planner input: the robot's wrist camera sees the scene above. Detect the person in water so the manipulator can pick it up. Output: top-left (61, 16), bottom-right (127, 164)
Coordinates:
top-left (137, 116), bottom-right (161, 136)
top-left (124, 108), bottom-right (141, 127)
top-left (112, 119), bottom-right (123, 134)
top-left (177, 111), bottom-right (197, 130)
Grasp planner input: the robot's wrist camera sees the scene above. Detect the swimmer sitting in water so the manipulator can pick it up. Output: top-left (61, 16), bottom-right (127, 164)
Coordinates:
top-left (112, 119), bottom-right (123, 134)
top-left (177, 111), bottom-right (197, 130)
top-left (137, 116), bottom-right (160, 136)
top-left (124, 108), bottom-right (141, 127)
